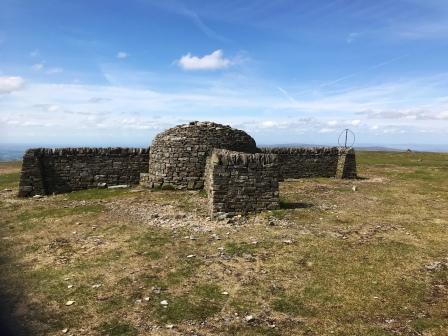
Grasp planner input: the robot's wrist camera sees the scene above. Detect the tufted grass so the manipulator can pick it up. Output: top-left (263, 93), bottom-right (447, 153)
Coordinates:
top-left (1, 151), bottom-right (448, 335)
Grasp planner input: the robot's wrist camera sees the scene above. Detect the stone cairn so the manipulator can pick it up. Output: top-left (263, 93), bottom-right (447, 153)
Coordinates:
top-left (141, 121), bottom-right (257, 190)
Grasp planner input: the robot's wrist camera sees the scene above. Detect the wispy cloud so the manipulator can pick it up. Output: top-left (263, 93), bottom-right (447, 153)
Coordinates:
top-left (177, 49), bottom-right (231, 71)
top-left (116, 51), bottom-right (128, 59)
top-left (144, 1), bottom-right (230, 42)
top-left (30, 49), bottom-right (39, 57)
top-left (32, 63), bottom-right (44, 71)
top-left (46, 67), bottom-right (63, 75)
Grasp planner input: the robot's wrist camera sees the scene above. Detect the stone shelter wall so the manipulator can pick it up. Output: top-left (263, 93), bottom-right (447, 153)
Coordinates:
top-left (145, 121), bottom-right (258, 190)
top-left (18, 147), bottom-right (149, 197)
top-left (205, 149), bottom-right (279, 218)
top-left (259, 147), bottom-right (357, 180)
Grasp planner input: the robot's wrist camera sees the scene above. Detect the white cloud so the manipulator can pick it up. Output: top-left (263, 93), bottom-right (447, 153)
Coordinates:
top-left (116, 51), bottom-right (128, 59)
top-left (46, 67), bottom-right (63, 75)
top-left (0, 76), bottom-right (25, 94)
top-left (30, 49), bottom-right (39, 57)
top-left (177, 49), bottom-right (231, 71)
top-left (346, 32), bottom-right (360, 44)
top-left (2, 71), bottom-right (448, 145)
top-left (32, 63), bottom-right (44, 71)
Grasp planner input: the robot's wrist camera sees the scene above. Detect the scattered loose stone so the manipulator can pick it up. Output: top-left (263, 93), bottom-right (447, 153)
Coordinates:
top-left (92, 284), bottom-right (102, 289)
top-left (32, 195), bottom-right (44, 199)
top-left (187, 254), bottom-right (196, 258)
top-left (65, 300), bottom-right (75, 306)
top-left (144, 297), bottom-right (150, 302)
top-left (108, 184), bottom-right (129, 189)
top-left (166, 324), bottom-right (174, 329)
top-left (67, 285), bottom-right (73, 289)
top-left (160, 300), bottom-right (168, 306)
top-left (245, 315), bottom-right (255, 322)
top-left (221, 291), bottom-right (229, 295)
top-left (282, 239), bottom-right (293, 244)
top-left (352, 185), bottom-right (358, 192)
top-left (62, 328), bottom-right (69, 334)
top-left (3, 188), bottom-right (12, 192)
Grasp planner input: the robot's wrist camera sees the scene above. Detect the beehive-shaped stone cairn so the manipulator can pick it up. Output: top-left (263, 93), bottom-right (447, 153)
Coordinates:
top-left (141, 121), bottom-right (258, 190)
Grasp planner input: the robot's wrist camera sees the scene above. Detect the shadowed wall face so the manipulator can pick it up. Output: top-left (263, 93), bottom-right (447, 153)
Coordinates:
top-left (205, 149), bottom-right (279, 218)
top-left (144, 121), bottom-right (258, 190)
top-left (18, 148), bottom-right (149, 197)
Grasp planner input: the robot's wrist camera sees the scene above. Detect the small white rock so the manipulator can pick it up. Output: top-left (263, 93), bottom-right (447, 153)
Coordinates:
top-left (62, 328), bottom-right (69, 333)
top-left (186, 254), bottom-right (195, 258)
top-left (144, 297), bottom-right (150, 301)
top-left (221, 291), bottom-right (229, 295)
top-left (67, 285), bottom-right (73, 289)
top-left (166, 324), bottom-right (174, 329)
top-left (245, 315), bottom-right (254, 322)
top-left (65, 300), bottom-right (75, 306)
top-left (160, 300), bottom-right (168, 306)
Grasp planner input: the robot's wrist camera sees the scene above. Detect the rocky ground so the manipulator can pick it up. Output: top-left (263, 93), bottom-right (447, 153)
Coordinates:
top-left (0, 151), bottom-right (448, 336)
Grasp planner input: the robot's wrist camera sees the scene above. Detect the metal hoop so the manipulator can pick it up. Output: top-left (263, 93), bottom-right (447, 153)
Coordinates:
top-left (338, 129), bottom-right (356, 148)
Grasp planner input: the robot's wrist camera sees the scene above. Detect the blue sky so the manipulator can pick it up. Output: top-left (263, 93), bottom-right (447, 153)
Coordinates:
top-left (1, 0), bottom-right (448, 147)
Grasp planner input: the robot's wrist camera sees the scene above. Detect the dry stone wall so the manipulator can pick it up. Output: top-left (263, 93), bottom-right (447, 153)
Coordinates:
top-left (205, 149), bottom-right (279, 218)
top-left (144, 121), bottom-right (257, 190)
top-left (260, 147), bottom-right (357, 180)
top-left (18, 148), bottom-right (149, 197)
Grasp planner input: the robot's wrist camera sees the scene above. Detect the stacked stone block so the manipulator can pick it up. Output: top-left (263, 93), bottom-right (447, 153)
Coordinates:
top-left (144, 121), bottom-right (257, 190)
top-left (260, 147), bottom-right (357, 180)
top-left (205, 149), bottom-right (279, 218)
top-left (18, 148), bottom-right (149, 197)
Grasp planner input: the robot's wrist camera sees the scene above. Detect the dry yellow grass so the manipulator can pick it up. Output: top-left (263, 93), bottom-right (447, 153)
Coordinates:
top-left (0, 151), bottom-right (447, 335)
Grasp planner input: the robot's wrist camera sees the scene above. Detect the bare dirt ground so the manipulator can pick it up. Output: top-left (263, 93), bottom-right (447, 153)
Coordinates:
top-left (1, 152), bottom-right (448, 336)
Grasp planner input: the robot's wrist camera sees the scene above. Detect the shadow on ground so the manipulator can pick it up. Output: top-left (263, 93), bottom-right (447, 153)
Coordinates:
top-left (279, 202), bottom-right (313, 209)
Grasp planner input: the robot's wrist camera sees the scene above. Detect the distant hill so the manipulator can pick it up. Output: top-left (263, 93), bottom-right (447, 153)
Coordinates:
top-left (1, 142), bottom-right (447, 162)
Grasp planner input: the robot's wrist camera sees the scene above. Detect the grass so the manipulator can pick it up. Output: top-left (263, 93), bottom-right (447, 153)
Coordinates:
top-left (1, 151), bottom-right (448, 335)
top-left (0, 172), bottom-right (20, 188)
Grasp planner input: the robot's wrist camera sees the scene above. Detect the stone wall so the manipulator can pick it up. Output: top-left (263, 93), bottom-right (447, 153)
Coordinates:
top-left (205, 149), bottom-right (279, 218)
top-left (18, 148), bottom-right (149, 197)
top-left (260, 147), bottom-right (357, 180)
top-left (145, 121), bottom-right (258, 190)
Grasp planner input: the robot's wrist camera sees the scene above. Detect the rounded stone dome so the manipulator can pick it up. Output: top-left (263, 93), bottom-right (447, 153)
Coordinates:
top-left (147, 121), bottom-right (258, 189)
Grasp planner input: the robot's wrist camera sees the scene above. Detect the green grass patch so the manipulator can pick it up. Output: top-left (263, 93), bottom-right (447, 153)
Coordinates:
top-left (271, 294), bottom-right (316, 316)
top-left (155, 283), bottom-right (226, 323)
top-left (0, 172), bottom-right (20, 188)
top-left (98, 320), bottom-right (137, 336)
top-left (225, 241), bottom-right (258, 257)
top-left (17, 204), bottom-right (104, 222)
top-left (65, 188), bottom-right (131, 200)
top-left (166, 258), bottom-right (203, 285)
